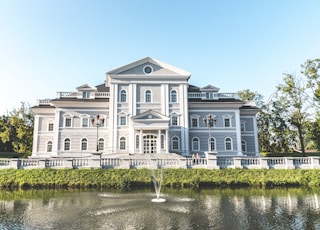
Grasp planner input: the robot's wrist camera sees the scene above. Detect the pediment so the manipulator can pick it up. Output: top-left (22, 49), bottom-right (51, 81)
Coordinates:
top-left (76, 84), bottom-right (97, 91)
top-left (106, 57), bottom-right (191, 78)
top-left (201, 85), bottom-right (220, 92)
top-left (132, 110), bottom-right (169, 121)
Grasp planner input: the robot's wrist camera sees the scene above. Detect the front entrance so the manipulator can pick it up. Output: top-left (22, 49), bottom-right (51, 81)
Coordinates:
top-left (143, 134), bottom-right (157, 154)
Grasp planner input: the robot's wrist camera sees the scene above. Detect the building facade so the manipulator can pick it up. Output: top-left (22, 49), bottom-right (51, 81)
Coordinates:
top-left (31, 57), bottom-right (260, 158)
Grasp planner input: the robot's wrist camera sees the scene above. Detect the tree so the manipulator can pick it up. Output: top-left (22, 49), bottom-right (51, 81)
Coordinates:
top-left (276, 74), bottom-right (309, 154)
top-left (0, 102), bottom-right (34, 154)
top-left (301, 58), bottom-right (320, 105)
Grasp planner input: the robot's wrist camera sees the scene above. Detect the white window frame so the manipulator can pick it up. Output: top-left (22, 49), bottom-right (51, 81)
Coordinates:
top-left (223, 114), bottom-right (232, 128)
top-left (145, 90), bottom-right (152, 103)
top-left (170, 89), bottom-right (177, 103)
top-left (98, 138), bottom-right (104, 151)
top-left (120, 89), bottom-right (127, 102)
top-left (192, 137), bottom-right (200, 151)
top-left (64, 138), bottom-right (71, 151)
top-left (120, 137), bottom-right (126, 150)
top-left (225, 137), bottom-right (233, 151)
top-left (208, 137), bottom-right (216, 151)
top-left (48, 123), bottom-right (54, 131)
top-left (171, 136), bottom-right (180, 150)
top-left (119, 116), bottom-right (127, 126)
top-left (82, 91), bottom-right (90, 99)
top-left (190, 114), bottom-right (200, 128)
top-left (81, 138), bottom-right (88, 151)
top-left (47, 141), bottom-right (53, 152)
top-left (82, 117), bottom-right (89, 128)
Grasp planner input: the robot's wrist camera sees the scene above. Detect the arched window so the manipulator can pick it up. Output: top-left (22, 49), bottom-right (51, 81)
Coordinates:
top-left (120, 90), bottom-right (126, 102)
top-left (241, 140), bottom-right (247, 152)
top-left (47, 141), bottom-right (53, 152)
top-left (98, 138), bottom-right (104, 151)
top-left (145, 90), bottom-right (152, 102)
top-left (64, 138), bottom-right (71, 151)
top-left (171, 136), bottom-right (180, 150)
top-left (225, 137), bottom-right (232, 151)
top-left (170, 90), bottom-right (177, 103)
top-left (81, 138), bottom-right (88, 150)
top-left (192, 137), bottom-right (200, 151)
top-left (209, 137), bottom-right (215, 151)
top-left (120, 137), bottom-right (126, 150)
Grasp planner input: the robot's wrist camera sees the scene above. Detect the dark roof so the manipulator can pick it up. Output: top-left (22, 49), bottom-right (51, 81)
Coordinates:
top-left (188, 84), bottom-right (200, 92)
top-left (95, 83), bottom-right (109, 92)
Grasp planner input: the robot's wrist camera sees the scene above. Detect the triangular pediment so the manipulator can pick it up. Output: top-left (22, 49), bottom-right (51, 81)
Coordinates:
top-left (132, 109), bottom-right (169, 121)
top-left (201, 85), bottom-right (220, 92)
top-left (106, 57), bottom-right (191, 79)
top-left (76, 84), bottom-right (97, 91)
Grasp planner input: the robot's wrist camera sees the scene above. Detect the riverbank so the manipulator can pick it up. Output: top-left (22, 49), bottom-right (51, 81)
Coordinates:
top-left (1, 168), bottom-right (320, 190)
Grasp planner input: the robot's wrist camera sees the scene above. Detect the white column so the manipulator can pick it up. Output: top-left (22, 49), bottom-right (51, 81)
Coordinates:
top-left (235, 110), bottom-right (242, 155)
top-left (31, 115), bottom-right (39, 157)
top-left (140, 129), bottom-right (143, 154)
top-left (109, 83), bottom-right (118, 153)
top-left (252, 116), bottom-right (260, 156)
top-left (53, 109), bottom-right (61, 156)
top-left (180, 83), bottom-right (189, 156)
top-left (166, 128), bottom-right (169, 153)
top-left (157, 129), bottom-right (161, 154)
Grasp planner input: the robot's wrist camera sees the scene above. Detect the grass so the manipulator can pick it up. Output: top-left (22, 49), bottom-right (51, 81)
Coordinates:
top-left (1, 168), bottom-right (320, 190)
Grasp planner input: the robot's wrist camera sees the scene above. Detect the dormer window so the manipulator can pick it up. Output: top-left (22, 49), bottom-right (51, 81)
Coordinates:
top-left (83, 91), bottom-right (90, 99)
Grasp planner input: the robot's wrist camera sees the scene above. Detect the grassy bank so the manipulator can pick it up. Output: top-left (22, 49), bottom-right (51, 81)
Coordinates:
top-left (1, 168), bottom-right (320, 190)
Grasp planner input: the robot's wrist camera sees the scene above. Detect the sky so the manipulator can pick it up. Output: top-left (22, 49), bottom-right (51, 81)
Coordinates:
top-left (1, 0), bottom-right (320, 115)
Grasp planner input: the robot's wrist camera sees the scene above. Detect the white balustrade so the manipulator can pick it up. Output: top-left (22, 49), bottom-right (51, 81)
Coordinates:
top-left (1, 156), bottom-right (320, 170)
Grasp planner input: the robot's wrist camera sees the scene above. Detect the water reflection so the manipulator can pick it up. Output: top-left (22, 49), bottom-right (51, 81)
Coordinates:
top-left (1, 188), bottom-right (320, 229)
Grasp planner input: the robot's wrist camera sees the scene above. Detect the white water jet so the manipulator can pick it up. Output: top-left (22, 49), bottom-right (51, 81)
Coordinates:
top-left (151, 169), bottom-right (166, 202)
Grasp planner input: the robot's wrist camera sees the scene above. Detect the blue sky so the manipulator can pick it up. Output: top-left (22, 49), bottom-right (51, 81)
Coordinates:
top-left (1, 0), bottom-right (320, 114)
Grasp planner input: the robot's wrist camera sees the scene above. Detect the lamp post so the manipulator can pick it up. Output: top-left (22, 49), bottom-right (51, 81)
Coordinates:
top-left (91, 115), bottom-right (104, 153)
top-left (203, 114), bottom-right (217, 152)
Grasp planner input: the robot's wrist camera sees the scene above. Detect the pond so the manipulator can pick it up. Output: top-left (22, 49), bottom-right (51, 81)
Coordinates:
top-left (1, 188), bottom-right (320, 229)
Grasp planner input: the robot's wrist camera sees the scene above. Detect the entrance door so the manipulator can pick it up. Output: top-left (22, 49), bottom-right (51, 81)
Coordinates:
top-left (143, 134), bottom-right (157, 154)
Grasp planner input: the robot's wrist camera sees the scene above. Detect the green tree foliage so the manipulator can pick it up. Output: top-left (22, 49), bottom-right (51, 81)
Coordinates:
top-left (0, 102), bottom-right (34, 154)
top-left (301, 58), bottom-right (320, 104)
top-left (276, 74), bottom-right (309, 154)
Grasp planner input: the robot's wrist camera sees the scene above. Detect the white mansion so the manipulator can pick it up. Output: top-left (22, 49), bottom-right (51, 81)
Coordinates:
top-left (31, 57), bottom-right (259, 158)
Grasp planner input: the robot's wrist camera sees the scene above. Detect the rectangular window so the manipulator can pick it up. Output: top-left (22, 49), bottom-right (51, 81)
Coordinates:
top-left (191, 118), bottom-right (198, 127)
top-left (82, 118), bottom-right (89, 127)
top-left (48, 123), bottom-right (54, 131)
top-left (241, 123), bottom-right (245, 131)
top-left (171, 116), bottom-right (178, 126)
top-left (65, 118), bottom-right (72, 127)
top-left (83, 91), bottom-right (90, 99)
top-left (224, 118), bottom-right (230, 127)
top-left (120, 116), bottom-right (126, 126)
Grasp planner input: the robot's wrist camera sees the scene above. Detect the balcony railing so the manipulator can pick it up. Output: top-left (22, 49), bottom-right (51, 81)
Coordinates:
top-left (1, 156), bottom-right (320, 170)
top-left (188, 92), bottom-right (239, 100)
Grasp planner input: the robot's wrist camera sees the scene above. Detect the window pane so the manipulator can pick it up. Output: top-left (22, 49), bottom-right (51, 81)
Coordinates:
top-left (120, 117), bottom-right (126, 125)
top-left (146, 90), bottom-right (151, 102)
top-left (47, 141), bottom-right (52, 152)
top-left (224, 118), bottom-right (230, 127)
top-left (64, 138), bottom-right (70, 150)
top-left (120, 137), bottom-right (126, 150)
top-left (65, 118), bottom-right (71, 127)
top-left (48, 123), bottom-right (54, 131)
top-left (82, 118), bottom-right (89, 127)
top-left (172, 116), bottom-right (178, 126)
top-left (171, 90), bottom-right (177, 102)
top-left (192, 118), bottom-right (198, 127)
top-left (81, 138), bottom-right (87, 150)
top-left (98, 138), bottom-right (104, 150)
top-left (120, 90), bottom-right (126, 102)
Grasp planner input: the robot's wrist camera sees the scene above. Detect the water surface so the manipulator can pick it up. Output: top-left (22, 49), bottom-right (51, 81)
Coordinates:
top-left (1, 188), bottom-right (320, 229)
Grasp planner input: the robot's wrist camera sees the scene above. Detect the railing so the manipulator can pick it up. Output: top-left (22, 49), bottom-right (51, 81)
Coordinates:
top-left (188, 92), bottom-right (239, 100)
top-left (1, 157), bottom-right (320, 170)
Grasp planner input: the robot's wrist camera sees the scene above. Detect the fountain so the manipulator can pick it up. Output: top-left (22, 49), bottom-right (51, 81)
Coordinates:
top-left (151, 169), bottom-right (166, 202)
